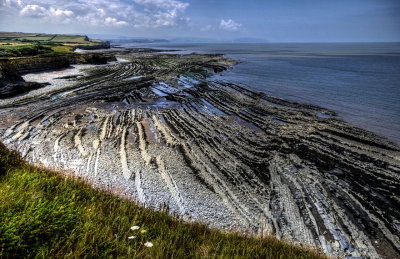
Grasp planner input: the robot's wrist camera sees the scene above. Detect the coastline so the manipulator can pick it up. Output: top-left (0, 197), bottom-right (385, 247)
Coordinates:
top-left (134, 42), bottom-right (400, 146)
top-left (0, 47), bottom-right (399, 258)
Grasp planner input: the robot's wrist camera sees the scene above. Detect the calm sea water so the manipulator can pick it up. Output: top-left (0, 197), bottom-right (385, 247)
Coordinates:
top-left (130, 42), bottom-right (400, 145)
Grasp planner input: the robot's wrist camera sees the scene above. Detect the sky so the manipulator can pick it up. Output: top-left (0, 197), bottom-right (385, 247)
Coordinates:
top-left (0, 0), bottom-right (399, 42)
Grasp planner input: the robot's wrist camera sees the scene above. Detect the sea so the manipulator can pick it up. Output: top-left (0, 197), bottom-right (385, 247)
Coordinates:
top-left (125, 42), bottom-right (400, 145)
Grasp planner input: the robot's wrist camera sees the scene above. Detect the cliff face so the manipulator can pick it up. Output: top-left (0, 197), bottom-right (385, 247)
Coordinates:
top-left (0, 53), bottom-right (116, 98)
top-left (0, 69), bottom-right (47, 98)
top-left (0, 53), bottom-right (115, 74)
top-left (75, 41), bottom-right (111, 50)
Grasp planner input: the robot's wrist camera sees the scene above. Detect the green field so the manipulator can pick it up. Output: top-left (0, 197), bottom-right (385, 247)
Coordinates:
top-left (0, 32), bottom-right (91, 44)
top-left (50, 34), bottom-right (89, 43)
top-left (0, 32), bottom-right (105, 58)
top-left (0, 142), bottom-right (328, 258)
top-left (0, 43), bottom-right (74, 58)
top-left (0, 44), bottom-right (55, 57)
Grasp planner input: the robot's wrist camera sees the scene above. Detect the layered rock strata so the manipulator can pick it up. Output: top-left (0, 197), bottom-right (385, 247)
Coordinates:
top-left (0, 52), bottom-right (399, 258)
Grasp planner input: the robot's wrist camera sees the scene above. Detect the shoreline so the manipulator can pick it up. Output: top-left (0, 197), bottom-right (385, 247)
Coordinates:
top-left (214, 64), bottom-right (400, 147)
top-left (136, 42), bottom-right (400, 146)
top-left (0, 48), bottom-right (399, 258)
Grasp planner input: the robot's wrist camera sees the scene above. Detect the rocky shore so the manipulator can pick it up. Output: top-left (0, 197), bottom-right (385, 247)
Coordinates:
top-left (0, 53), bottom-right (115, 98)
top-left (0, 49), bottom-right (399, 258)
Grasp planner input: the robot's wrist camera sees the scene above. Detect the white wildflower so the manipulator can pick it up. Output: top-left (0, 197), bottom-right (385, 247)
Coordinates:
top-left (128, 236), bottom-right (136, 239)
top-left (144, 242), bottom-right (153, 247)
top-left (130, 226), bottom-right (140, 230)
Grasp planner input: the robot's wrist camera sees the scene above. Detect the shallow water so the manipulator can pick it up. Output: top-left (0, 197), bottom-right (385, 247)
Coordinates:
top-left (132, 42), bottom-right (400, 145)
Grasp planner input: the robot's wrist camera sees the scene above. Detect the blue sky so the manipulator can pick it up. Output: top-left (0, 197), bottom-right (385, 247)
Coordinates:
top-left (1, 0), bottom-right (399, 42)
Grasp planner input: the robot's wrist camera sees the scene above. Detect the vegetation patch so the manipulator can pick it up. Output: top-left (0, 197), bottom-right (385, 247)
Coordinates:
top-left (0, 44), bottom-right (52, 57)
top-left (50, 45), bottom-right (73, 53)
top-left (0, 142), bottom-right (327, 258)
top-left (0, 32), bottom-right (108, 59)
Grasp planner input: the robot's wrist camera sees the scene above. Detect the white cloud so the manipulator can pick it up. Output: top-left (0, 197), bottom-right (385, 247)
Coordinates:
top-left (219, 19), bottom-right (242, 31)
top-left (19, 4), bottom-right (47, 17)
top-left (2, 0), bottom-right (23, 8)
top-left (49, 7), bottom-right (73, 17)
top-left (97, 8), bottom-right (105, 17)
top-left (132, 0), bottom-right (189, 28)
top-left (19, 4), bottom-right (74, 24)
top-left (134, 0), bottom-right (188, 12)
top-left (104, 17), bottom-right (128, 27)
top-left (2, 0), bottom-right (190, 29)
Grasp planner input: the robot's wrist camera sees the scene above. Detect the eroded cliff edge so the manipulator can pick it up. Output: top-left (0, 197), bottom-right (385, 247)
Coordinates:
top-left (0, 50), bottom-right (399, 259)
top-left (0, 53), bottom-right (115, 98)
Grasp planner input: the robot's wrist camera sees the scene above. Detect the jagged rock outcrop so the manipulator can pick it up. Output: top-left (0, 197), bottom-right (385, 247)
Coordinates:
top-left (0, 69), bottom-right (47, 98)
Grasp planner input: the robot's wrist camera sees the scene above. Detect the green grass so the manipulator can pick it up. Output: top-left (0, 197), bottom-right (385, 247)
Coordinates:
top-left (0, 32), bottom-right (88, 44)
top-left (0, 32), bottom-right (106, 58)
top-left (50, 45), bottom-right (73, 53)
top-left (0, 32), bottom-right (39, 39)
top-left (18, 36), bottom-right (54, 41)
top-left (0, 142), bottom-right (328, 258)
top-left (0, 44), bottom-right (74, 58)
top-left (0, 44), bottom-right (53, 57)
top-left (51, 35), bottom-right (90, 44)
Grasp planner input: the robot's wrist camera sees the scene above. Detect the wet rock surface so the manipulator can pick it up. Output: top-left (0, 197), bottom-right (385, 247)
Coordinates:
top-left (0, 50), bottom-right (399, 258)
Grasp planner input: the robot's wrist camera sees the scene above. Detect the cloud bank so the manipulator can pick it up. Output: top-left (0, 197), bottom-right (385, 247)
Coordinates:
top-left (1, 0), bottom-right (190, 28)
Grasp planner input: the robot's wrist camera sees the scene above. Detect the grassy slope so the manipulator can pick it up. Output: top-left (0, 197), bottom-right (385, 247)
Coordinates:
top-left (0, 142), bottom-right (328, 258)
top-left (0, 44), bottom-right (57, 58)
